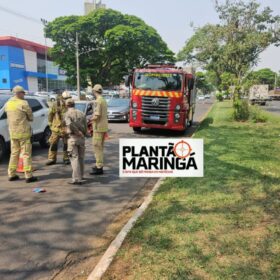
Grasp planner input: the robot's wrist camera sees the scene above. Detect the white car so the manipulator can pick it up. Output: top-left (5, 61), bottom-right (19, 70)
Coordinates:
top-left (0, 95), bottom-right (51, 161)
top-left (197, 95), bottom-right (205, 100)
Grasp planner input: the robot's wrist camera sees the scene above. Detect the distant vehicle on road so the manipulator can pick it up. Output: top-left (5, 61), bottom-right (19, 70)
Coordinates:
top-left (0, 95), bottom-right (51, 161)
top-left (107, 98), bottom-right (130, 122)
top-left (249, 85), bottom-right (269, 106)
top-left (197, 95), bottom-right (205, 100)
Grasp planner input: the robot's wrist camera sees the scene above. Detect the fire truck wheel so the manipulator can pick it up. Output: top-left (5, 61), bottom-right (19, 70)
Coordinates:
top-left (133, 127), bottom-right (141, 133)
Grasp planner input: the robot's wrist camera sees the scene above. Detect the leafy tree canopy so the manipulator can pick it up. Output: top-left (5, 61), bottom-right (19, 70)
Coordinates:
top-left (45, 9), bottom-right (174, 87)
top-left (243, 68), bottom-right (278, 91)
top-left (196, 72), bottom-right (215, 94)
top-left (178, 0), bottom-right (280, 94)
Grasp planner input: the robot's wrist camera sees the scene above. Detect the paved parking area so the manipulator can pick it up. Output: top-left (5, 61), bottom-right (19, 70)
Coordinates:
top-left (0, 99), bottom-right (213, 280)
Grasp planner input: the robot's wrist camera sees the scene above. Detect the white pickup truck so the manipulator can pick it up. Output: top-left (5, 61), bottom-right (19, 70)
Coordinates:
top-left (0, 94), bottom-right (51, 161)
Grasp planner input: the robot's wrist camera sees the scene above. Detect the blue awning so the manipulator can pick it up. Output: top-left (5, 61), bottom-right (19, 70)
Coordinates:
top-left (25, 71), bottom-right (57, 80)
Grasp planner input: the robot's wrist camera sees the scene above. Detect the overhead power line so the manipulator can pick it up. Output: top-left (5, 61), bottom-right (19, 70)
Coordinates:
top-left (0, 4), bottom-right (41, 24)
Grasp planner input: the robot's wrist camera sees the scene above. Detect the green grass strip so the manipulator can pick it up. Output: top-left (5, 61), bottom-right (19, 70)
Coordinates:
top-left (105, 101), bottom-right (280, 280)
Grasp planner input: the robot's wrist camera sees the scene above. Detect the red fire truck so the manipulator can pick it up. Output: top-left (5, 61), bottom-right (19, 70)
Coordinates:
top-left (126, 64), bottom-right (196, 133)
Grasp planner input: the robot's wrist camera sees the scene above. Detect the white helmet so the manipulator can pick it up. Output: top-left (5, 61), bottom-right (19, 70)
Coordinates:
top-left (62, 91), bottom-right (71, 99)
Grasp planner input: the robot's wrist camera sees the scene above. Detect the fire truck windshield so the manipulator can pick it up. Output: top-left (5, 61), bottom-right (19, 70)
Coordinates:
top-left (134, 72), bottom-right (182, 91)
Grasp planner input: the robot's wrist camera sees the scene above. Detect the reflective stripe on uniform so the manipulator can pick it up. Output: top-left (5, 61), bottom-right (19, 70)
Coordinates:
top-left (10, 133), bottom-right (31, 139)
top-left (23, 166), bottom-right (32, 172)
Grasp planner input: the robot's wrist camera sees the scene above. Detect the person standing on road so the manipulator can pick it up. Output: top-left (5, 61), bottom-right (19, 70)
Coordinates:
top-left (64, 99), bottom-right (87, 185)
top-left (5, 86), bottom-right (38, 183)
top-left (46, 91), bottom-right (71, 166)
top-left (90, 84), bottom-right (108, 176)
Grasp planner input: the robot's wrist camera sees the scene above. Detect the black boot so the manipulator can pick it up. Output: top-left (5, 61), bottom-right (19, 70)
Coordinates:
top-left (46, 160), bottom-right (56, 166)
top-left (26, 177), bottom-right (38, 183)
top-left (8, 175), bottom-right (20, 181)
top-left (63, 159), bottom-right (71, 165)
top-left (90, 167), bottom-right (103, 175)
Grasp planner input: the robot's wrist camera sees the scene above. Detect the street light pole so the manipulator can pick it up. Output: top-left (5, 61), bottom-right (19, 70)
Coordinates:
top-left (76, 32), bottom-right (81, 100)
top-left (41, 18), bottom-right (49, 92)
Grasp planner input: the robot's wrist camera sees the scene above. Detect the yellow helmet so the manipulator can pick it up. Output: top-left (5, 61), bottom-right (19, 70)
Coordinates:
top-left (62, 91), bottom-right (71, 99)
top-left (13, 85), bottom-right (26, 94)
top-left (93, 84), bottom-right (103, 94)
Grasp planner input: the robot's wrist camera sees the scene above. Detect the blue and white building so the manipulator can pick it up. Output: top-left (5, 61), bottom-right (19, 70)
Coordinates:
top-left (0, 36), bottom-right (69, 92)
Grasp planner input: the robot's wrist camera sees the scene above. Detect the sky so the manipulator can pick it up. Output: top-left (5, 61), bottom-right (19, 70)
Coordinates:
top-left (0, 0), bottom-right (279, 71)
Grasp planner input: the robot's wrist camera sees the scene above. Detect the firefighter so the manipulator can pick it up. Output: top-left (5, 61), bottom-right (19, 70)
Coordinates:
top-left (46, 91), bottom-right (71, 165)
top-left (5, 86), bottom-right (38, 183)
top-left (64, 99), bottom-right (87, 185)
top-left (90, 84), bottom-right (108, 175)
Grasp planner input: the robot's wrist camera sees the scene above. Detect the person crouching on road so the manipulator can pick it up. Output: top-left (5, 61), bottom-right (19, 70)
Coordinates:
top-left (5, 86), bottom-right (38, 183)
top-left (46, 91), bottom-right (71, 166)
top-left (64, 99), bottom-right (87, 185)
top-left (90, 84), bottom-right (108, 176)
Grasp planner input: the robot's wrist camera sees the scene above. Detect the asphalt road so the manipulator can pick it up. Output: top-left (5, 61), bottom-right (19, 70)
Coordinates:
top-left (263, 100), bottom-right (280, 115)
top-left (0, 99), bottom-right (213, 280)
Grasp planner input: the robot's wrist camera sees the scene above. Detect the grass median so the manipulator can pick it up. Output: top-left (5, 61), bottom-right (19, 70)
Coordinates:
top-left (104, 101), bottom-right (280, 280)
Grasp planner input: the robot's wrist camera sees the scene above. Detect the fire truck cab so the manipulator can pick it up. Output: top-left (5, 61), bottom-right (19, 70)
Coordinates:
top-left (126, 64), bottom-right (196, 133)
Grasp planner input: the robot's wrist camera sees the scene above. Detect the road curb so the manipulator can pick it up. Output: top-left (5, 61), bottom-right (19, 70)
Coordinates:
top-left (87, 178), bottom-right (165, 280)
top-left (192, 102), bottom-right (215, 137)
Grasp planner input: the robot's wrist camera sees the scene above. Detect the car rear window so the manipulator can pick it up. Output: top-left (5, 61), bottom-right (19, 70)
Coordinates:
top-left (26, 99), bottom-right (43, 112)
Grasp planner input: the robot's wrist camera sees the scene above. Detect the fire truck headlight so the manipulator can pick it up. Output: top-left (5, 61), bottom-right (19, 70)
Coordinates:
top-left (132, 102), bottom-right (137, 109)
top-left (175, 113), bottom-right (180, 119)
top-left (132, 110), bottom-right (137, 120)
top-left (175, 105), bottom-right (181, 111)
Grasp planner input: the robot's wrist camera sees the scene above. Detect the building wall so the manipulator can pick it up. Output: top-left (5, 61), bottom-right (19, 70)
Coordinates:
top-left (0, 46), bottom-right (10, 89)
top-left (0, 43), bottom-right (69, 92)
top-left (8, 46), bottom-right (28, 90)
top-left (24, 49), bottom-right (38, 91)
top-left (24, 49), bottom-right (37, 72)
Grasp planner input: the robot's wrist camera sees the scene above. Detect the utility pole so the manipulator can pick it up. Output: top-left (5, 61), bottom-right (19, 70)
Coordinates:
top-left (274, 72), bottom-right (278, 91)
top-left (76, 32), bottom-right (81, 100)
top-left (41, 18), bottom-right (49, 92)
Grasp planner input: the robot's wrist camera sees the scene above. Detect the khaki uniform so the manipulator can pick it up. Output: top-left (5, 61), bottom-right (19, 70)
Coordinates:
top-left (93, 96), bottom-right (108, 168)
top-left (64, 108), bottom-right (87, 183)
top-left (5, 96), bottom-right (33, 179)
top-left (48, 99), bottom-right (69, 162)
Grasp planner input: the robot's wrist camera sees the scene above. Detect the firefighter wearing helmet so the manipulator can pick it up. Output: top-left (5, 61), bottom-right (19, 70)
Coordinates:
top-left (90, 84), bottom-right (108, 175)
top-left (5, 86), bottom-right (38, 183)
top-left (46, 91), bottom-right (72, 165)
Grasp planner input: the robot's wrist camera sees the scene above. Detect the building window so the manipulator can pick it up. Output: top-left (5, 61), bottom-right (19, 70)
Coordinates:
top-left (0, 55), bottom-right (6, 61)
top-left (2, 78), bottom-right (7, 84)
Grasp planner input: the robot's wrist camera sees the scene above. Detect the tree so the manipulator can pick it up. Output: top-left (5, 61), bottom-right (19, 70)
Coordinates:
top-left (45, 9), bottom-right (174, 87)
top-left (196, 72), bottom-right (215, 94)
top-left (178, 0), bottom-right (280, 102)
top-left (242, 68), bottom-right (278, 92)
